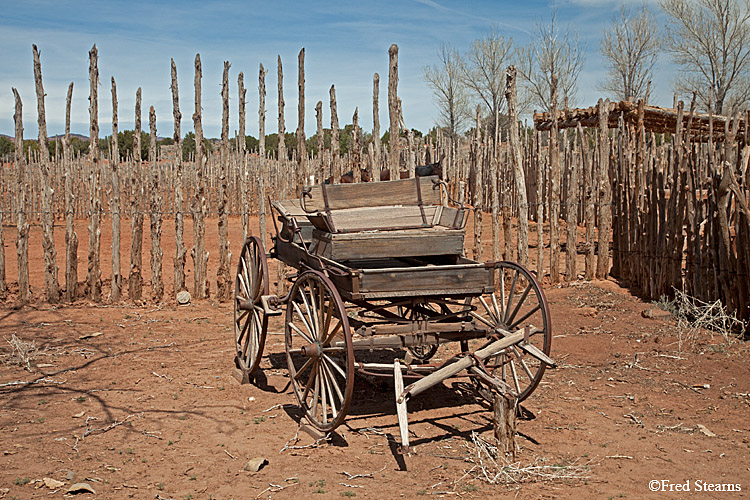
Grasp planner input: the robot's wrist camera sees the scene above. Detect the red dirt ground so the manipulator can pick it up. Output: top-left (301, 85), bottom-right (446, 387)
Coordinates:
top-left (1, 216), bottom-right (749, 499)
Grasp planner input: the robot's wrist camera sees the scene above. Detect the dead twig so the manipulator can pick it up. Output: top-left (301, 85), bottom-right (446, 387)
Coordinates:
top-left (0, 377), bottom-right (66, 389)
top-left (73, 413), bottom-right (142, 452)
top-left (339, 465), bottom-right (386, 480)
top-left (279, 427), bottom-right (330, 453)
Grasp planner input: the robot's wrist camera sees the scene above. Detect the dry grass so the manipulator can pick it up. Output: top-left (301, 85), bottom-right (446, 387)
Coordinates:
top-left (656, 289), bottom-right (746, 349)
top-left (461, 432), bottom-right (594, 485)
top-left (2, 334), bottom-right (37, 371)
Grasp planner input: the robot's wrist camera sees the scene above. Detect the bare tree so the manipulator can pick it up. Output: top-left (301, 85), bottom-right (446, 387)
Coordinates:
top-left (661, 0), bottom-right (750, 112)
top-left (600, 5), bottom-right (660, 102)
top-left (518, 12), bottom-right (585, 112)
top-left (460, 26), bottom-right (514, 141)
top-left (423, 44), bottom-right (470, 139)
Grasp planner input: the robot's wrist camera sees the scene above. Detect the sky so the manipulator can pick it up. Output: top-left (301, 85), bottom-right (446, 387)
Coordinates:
top-left (0, 0), bottom-right (671, 140)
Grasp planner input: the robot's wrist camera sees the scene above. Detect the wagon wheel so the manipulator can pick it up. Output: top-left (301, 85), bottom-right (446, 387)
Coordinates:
top-left (285, 270), bottom-right (355, 432)
top-left (399, 303), bottom-right (440, 362)
top-left (233, 236), bottom-right (270, 379)
top-left (467, 261), bottom-right (551, 402)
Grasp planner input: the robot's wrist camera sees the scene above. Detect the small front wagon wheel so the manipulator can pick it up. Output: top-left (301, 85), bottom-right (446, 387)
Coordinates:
top-left (468, 261), bottom-right (552, 402)
top-left (233, 236), bottom-right (270, 380)
top-left (285, 271), bottom-right (355, 432)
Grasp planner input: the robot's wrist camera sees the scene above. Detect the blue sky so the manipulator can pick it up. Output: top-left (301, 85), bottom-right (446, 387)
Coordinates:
top-left (1, 0), bottom-right (670, 139)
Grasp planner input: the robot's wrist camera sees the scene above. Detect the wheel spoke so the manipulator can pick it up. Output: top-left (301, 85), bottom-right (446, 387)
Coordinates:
top-left (322, 353), bottom-right (347, 380)
top-left (509, 359), bottom-right (521, 394)
top-left (292, 301), bottom-right (315, 340)
top-left (294, 358), bottom-right (315, 380)
top-left (504, 270), bottom-right (519, 324)
top-left (519, 356), bottom-right (536, 382)
top-left (288, 320), bottom-right (315, 344)
top-left (299, 286), bottom-right (318, 340)
top-left (506, 282), bottom-right (532, 326)
top-left (479, 296), bottom-right (497, 324)
top-left (508, 304), bottom-right (542, 331)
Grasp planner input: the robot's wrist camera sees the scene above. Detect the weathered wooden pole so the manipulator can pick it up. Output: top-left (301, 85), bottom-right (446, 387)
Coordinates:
top-left (297, 48), bottom-right (307, 187)
top-left (172, 59), bottom-right (187, 294)
top-left (597, 99), bottom-right (612, 279)
top-left (13, 88), bottom-right (29, 303)
top-left (86, 45), bottom-right (102, 301)
top-left (372, 73), bottom-right (382, 181)
top-left (398, 99), bottom-right (415, 178)
top-left (109, 76), bottom-right (122, 301)
top-left (277, 55), bottom-right (287, 164)
top-left (505, 66), bottom-right (528, 266)
top-left (315, 100), bottom-right (324, 182)
top-left (493, 395), bottom-right (517, 460)
top-left (192, 54), bottom-right (209, 299)
top-left (566, 127), bottom-right (579, 281)
top-left (217, 61), bottom-right (231, 301)
top-left (536, 128), bottom-right (544, 279)
top-left (473, 105), bottom-right (483, 262)
top-left (238, 71), bottom-right (249, 244)
top-left (353, 107), bottom-right (361, 182)
top-left (129, 88), bottom-right (144, 300)
top-left (330, 85), bottom-right (341, 182)
top-left (33, 44), bottom-right (59, 303)
top-left (388, 44), bottom-right (399, 181)
top-left (259, 63), bottom-right (268, 249)
top-left (549, 76), bottom-right (561, 284)
top-left (149, 106), bottom-right (163, 300)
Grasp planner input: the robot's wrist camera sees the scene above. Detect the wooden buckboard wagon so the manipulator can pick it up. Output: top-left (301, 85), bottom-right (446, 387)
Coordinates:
top-left (232, 174), bottom-right (555, 452)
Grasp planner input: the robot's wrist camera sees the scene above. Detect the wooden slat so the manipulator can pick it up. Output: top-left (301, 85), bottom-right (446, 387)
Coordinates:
top-left (303, 175), bottom-right (440, 211)
top-left (312, 227), bottom-right (464, 260)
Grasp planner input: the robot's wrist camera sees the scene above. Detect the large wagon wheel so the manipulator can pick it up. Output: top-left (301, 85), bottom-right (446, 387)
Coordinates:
top-left (233, 236), bottom-right (270, 379)
top-left (467, 261), bottom-right (551, 402)
top-left (285, 270), bottom-right (355, 432)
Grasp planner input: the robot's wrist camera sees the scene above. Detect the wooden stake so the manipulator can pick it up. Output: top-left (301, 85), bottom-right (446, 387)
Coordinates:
top-left (330, 85), bottom-right (341, 182)
top-left (505, 66), bottom-right (528, 266)
top-left (217, 61), bottom-right (231, 301)
top-left (192, 54), bottom-right (209, 299)
top-left (64, 81), bottom-right (77, 301)
top-left (129, 88), bottom-right (144, 301)
top-left (149, 106), bottom-right (163, 300)
top-left (315, 100), bottom-right (324, 182)
top-left (109, 76), bottom-right (121, 301)
top-left (597, 99), bottom-right (612, 279)
top-left (86, 45), bottom-right (102, 302)
top-left (297, 48), bottom-right (307, 187)
top-left (372, 73), bottom-right (381, 181)
top-left (549, 76), bottom-right (561, 284)
top-left (473, 105), bottom-right (483, 262)
top-left (259, 63), bottom-right (268, 249)
top-left (493, 394), bottom-right (517, 460)
top-left (172, 59), bottom-right (187, 294)
top-left (388, 44), bottom-right (399, 181)
top-left (566, 127), bottom-right (579, 280)
top-left (353, 107), bottom-right (361, 182)
top-left (277, 55), bottom-right (287, 163)
top-left (13, 88), bottom-right (28, 302)
top-left (32, 44), bottom-right (59, 302)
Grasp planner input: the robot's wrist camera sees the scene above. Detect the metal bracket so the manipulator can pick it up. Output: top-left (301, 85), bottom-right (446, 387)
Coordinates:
top-left (260, 295), bottom-right (282, 316)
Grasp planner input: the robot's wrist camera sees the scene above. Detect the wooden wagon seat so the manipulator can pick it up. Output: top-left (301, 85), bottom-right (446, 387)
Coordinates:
top-left (300, 175), bottom-right (467, 260)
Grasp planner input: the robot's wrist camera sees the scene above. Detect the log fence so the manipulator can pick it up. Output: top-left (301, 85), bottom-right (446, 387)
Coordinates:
top-left (0, 47), bottom-right (748, 333)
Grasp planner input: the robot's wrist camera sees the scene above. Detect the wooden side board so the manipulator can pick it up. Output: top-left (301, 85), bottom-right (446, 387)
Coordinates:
top-left (311, 227), bottom-right (465, 260)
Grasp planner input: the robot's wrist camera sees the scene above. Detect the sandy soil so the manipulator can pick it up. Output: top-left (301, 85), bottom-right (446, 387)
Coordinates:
top-left (1, 215), bottom-right (749, 500)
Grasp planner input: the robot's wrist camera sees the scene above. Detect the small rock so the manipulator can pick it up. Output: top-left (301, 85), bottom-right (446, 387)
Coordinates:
top-left (244, 457), bottom-right (267, 473)
top-left (43, 477), bottom-right (65, 489)
top-left (176, 290), bottom-right (191, 305)
top-left (66, 470), bottom-right (75, 481)
top-left (66, 483), bottom-right (95, 495)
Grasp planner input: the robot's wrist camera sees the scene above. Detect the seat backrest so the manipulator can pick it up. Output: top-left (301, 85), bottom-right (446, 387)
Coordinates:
top-left (302, 175), bottom-right (441, 212)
